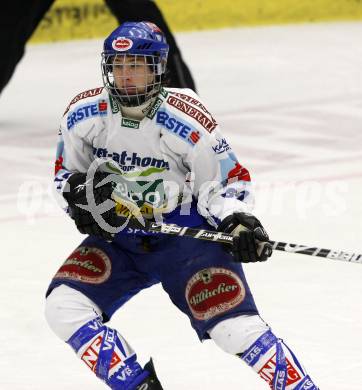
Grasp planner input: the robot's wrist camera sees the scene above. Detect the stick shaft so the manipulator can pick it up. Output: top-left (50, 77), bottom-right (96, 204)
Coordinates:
top-left (271, 241), bottom-right (362, 264)
top-left (147, 222), bottom-right (362, 264)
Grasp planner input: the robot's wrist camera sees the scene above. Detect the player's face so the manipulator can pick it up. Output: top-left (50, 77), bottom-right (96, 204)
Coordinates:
top-left (112, 55), bottom-right (155, 95)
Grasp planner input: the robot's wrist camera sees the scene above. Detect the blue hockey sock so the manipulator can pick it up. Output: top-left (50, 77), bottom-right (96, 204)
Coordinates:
top-left (67, 316), bottom-right (148, 390)
top-left (240, 330), bottom-right (319, 390)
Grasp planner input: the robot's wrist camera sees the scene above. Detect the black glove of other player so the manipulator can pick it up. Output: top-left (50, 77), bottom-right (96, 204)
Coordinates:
top-left (63, 172), bottom-right (127, 240)
top-left (217, 212), bottom-right (273, 263)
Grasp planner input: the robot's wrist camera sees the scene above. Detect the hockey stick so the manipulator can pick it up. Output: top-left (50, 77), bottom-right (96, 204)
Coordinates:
top-left (146, 222), bottom-right (362, 265)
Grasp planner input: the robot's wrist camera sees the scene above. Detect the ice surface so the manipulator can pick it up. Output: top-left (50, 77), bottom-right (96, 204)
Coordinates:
top-left (0, 22), bottom-right (361, 389)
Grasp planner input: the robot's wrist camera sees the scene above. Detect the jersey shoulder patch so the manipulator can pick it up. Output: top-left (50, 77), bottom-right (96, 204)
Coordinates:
top-left (63, 87), bottom-right (104, 116)
top-left (153, 90), bottom-right (200, 148)
top-left (63, 88), bottom-right (109, 131)
top-left (165, 90), bottom-right (218, 134)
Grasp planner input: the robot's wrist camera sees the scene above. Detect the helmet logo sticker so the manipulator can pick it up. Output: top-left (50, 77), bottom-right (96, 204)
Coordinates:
top-left (112, 37), bottom-right (133, 51)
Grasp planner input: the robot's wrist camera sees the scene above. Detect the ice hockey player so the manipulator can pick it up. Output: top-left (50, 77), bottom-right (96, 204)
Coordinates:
top-left (45, 21), bottom-right (319, 389)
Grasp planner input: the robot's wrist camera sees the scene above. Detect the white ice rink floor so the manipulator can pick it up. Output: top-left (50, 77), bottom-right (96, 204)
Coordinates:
top-left (1, 22), bottom-right (362, 389)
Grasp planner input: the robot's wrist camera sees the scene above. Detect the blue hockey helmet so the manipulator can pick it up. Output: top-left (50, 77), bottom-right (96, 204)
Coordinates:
top-left (101, 21), bottom-right (169, 107)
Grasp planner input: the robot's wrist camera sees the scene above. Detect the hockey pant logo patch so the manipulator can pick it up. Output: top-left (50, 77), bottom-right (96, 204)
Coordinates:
top-left (185, 267), bottom-right (246, 320)
top-left (54, 246), bottom-right (112, 284)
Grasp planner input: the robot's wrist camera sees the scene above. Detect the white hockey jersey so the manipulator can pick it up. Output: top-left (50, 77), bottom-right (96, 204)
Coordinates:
top-left (54, 87), bottom-right (252, 229)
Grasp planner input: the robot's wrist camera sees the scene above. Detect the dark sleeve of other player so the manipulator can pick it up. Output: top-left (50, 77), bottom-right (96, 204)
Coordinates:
top-left (0, 0), bottom-right (54, 95)
top-left (105, 0), bottom-right (197, 91)
top-left (0, 0), bottom-right (197, 97)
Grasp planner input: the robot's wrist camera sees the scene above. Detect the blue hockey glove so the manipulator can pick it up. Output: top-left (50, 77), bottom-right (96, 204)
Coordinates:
top-left (218, 212), bottom-right (273, 263)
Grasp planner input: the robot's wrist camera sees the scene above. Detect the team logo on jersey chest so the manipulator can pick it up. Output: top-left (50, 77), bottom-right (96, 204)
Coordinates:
top-left (54, 246), bottom-right (111, 284)
top-left (185, 268), bottom-right (246, 321)
top-left (92, 148), bottom-right (170, 172)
